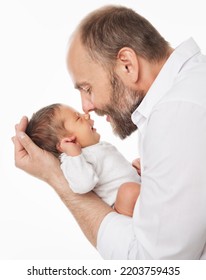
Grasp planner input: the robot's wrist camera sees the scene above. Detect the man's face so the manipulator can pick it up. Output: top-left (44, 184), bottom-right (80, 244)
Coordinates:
top-left (95, 73), bottom-right (144, 139)
top-left (67, 35), bottom-right (144, 139)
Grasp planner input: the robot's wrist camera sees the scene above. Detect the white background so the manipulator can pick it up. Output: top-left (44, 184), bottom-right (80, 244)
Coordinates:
top-left (0, 0), bottom-right (205, 260)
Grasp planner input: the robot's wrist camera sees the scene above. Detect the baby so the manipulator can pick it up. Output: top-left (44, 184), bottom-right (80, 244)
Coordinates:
top-left (26, 103), bottom-right (140, 216)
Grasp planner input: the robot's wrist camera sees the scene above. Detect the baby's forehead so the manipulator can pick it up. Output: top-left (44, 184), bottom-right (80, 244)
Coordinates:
top-left (60, 104), bottom-right (77, 113)
top-left (59, 104), bottom-right (83, 117)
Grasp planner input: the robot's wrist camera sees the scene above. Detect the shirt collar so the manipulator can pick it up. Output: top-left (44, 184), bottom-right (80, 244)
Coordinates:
top-left (131, 37), bottom-right (200, 129)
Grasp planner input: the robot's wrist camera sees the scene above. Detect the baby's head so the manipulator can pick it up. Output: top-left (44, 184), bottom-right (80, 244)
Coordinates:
top-left (26, 103), bottom-right (100, 158)
top-left (26, 103), bottom-right (64, 158)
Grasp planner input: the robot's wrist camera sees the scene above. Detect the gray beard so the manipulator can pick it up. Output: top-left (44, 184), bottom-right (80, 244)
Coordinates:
top-left (95, 74), bottom-right (145, 139)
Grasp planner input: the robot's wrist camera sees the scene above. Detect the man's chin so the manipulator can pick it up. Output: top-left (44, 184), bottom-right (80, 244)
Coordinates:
top-left (111, 121), bottom-right (137, 140)
top-left (113, 129), bottom-right (130, 140)
top-left (95, 110), bottom-right (137, 138)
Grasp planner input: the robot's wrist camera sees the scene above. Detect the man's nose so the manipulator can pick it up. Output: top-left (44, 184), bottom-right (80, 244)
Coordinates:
top-left (81, 93), bottom-right (95, 113)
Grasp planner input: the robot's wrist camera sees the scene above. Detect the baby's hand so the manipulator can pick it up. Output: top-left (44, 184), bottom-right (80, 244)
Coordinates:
top-left (59, 137), bottom-right (82, 157)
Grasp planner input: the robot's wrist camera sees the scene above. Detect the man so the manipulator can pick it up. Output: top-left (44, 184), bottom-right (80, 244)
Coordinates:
top-left (13, 5), bottom-right (206, 259)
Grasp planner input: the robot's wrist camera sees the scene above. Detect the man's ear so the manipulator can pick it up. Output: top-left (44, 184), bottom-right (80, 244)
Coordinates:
top-left (114, 47), bottom-right (139, 85)
top-left (56, 136), bottom-right (76, 152)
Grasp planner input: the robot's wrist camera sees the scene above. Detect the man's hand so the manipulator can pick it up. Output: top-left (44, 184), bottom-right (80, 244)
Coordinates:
top-left (12, 116), bottom-right (60, 184)
top-left (132, 158), bottom-right (141, 176)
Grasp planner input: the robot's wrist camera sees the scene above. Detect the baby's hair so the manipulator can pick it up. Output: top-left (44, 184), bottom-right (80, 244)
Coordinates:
top-left (26, 103), bottom-right (65, 158)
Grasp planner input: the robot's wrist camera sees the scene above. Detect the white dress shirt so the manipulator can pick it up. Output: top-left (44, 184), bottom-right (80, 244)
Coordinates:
top-left (97, 38), bottom-right (206, 259)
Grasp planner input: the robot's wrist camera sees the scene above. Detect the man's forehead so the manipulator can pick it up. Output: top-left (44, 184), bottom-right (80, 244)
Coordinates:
top-left (67, 33), bottom-right (88, 60)
top-left (67, 43), bottom-right (92, 78)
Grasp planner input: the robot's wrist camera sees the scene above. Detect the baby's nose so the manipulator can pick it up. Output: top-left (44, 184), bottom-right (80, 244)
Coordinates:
top-left (84, 113), bottom-right (90, 120)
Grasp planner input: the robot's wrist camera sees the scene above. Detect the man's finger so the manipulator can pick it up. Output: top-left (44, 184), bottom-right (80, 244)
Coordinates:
top-left (16, 116), bottom-right (28, 133)
top-left (13, 116), bottom-right (29, 154)
top-left (16, 131), bottom-right (40, 157)
top-left (132, 158), bottom-right (141, 175)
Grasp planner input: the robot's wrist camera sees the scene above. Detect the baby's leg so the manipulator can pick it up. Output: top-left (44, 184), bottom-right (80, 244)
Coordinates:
top-left (114, 182), bottom-right (140, 217)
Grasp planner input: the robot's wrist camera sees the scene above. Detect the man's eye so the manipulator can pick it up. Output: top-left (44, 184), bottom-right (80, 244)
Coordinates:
top-left (83, 87), bottom-right (91, 94)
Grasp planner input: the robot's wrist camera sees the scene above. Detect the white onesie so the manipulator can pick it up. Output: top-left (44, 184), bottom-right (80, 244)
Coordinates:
top-left (60, 141), bottom-right (140, 206)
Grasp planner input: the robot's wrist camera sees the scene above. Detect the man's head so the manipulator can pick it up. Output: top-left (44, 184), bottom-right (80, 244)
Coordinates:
top-left (67, 5), bottom-right (171, 139)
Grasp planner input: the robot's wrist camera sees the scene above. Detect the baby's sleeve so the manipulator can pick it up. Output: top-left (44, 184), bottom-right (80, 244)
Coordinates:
top-left (60, 153), bottom-right (99, 194)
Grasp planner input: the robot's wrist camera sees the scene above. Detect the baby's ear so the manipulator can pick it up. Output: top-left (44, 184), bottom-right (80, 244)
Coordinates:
top-left (56, 136), bottom-right (76, 152)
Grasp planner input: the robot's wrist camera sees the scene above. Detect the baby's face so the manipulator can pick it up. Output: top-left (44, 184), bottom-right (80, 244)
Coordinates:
top-left (59, 105), bottom-right (100, 148)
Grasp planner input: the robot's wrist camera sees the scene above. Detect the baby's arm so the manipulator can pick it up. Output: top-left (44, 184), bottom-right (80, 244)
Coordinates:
top-left (58, 137), bottom-right (82, 157)
top-left (59, 141), bottom-right (99, 194)
top-left (60, 154), bottom-right (99, 194)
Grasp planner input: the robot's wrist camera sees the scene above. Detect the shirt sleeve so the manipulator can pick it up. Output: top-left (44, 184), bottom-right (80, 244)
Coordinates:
top-left (60, 153), bottom-right (99, 194)
top-left (97, 212), bottom-right (136, 259)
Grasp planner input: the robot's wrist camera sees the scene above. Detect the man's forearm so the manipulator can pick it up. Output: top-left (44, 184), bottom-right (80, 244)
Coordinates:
top-left (49, 171), bottom-right (114, 246)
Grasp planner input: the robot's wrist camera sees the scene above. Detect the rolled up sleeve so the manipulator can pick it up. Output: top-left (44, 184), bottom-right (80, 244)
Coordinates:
top-left (97, 212), bottom-right (136, 259)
